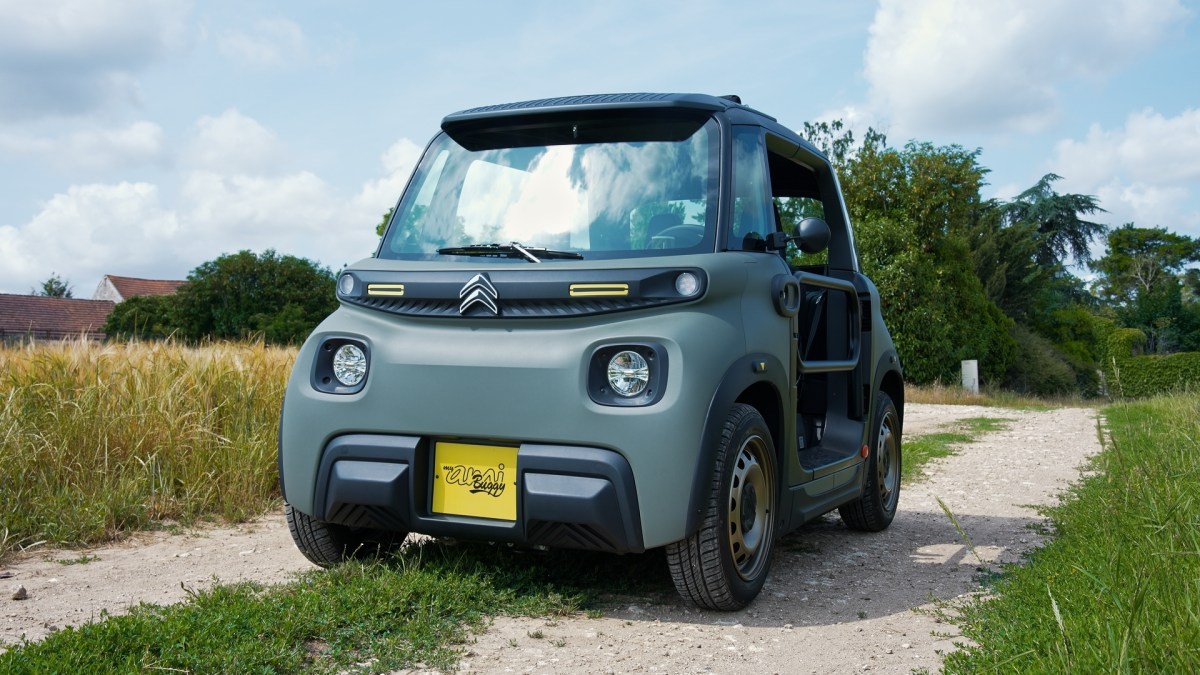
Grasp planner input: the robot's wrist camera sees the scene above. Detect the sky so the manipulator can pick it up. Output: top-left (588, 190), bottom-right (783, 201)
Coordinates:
top-left (0, 0), bottom-right (1197, 296)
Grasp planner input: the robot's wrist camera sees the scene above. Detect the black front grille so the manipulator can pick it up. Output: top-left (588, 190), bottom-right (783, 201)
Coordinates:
top-left (349, 295), bottom-right (672, 319)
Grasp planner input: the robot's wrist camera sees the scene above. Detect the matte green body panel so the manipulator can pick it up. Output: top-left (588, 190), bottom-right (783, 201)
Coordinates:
top-left (282, 253), bottom-right (777, 548)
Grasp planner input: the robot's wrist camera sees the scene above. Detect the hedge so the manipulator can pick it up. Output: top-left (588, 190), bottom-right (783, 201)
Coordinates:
top-left (1104, 328), bottom-right (1200, 398)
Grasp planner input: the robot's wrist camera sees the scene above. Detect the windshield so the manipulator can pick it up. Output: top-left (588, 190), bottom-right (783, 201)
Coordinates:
top-left (378, 115), bottom-right (719, 261)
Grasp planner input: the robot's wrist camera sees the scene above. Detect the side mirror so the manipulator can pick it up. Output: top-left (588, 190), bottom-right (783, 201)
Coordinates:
top-left (795, 217), bottom-right (831, 254)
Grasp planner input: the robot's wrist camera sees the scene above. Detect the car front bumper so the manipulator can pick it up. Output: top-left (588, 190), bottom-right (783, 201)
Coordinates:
top-left (307, 433), bottom-right (645, 554)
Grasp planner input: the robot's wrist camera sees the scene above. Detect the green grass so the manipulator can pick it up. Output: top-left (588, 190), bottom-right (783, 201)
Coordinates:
top-left (904, 417), bottom-right (1013, 483)
top-left (0, 340), bottom-right (292, 560)
top-left (0, 541), bottom-right (670, 673)
top-left (943, 394), bottom-right (1200, 673)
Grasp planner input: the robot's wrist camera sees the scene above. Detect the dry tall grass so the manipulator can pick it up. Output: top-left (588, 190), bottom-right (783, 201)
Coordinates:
top-left (0, 339), bottom-right (295, 559)
top-left (907, 381), bottom-right (1090, 408)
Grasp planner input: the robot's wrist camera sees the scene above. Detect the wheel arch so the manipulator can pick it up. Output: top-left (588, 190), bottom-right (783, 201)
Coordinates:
top-left (684, 355), bottom-right (788, 539)
top-left (875, 354), bottom-right (905, 435)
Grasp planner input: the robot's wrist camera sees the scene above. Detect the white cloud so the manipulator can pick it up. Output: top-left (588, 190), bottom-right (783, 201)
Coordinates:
top-left (217, 18), bottom-right (307, 69)
top-left (351, 138), bottom-right (422, 225)
top-left (0, 0), bottom-right (191, 119)
top-left (0, 109), bottom-right (424, 294)
top-left (1050, 108), bottom-right (1200, 235)
top-left (0, 171), bottom-right (381, 294)
top-left (185, 109), bottom-right (287, 174)
top-left (864, 0), bottom-right (1191, 135)
top-left (0, 182), bottom-right (180, 293)
top-left (0, 121), bottom-right (166, 170)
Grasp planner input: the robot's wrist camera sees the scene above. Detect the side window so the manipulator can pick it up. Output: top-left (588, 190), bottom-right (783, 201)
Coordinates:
top-left (730, 127), bottom-right (774, 251)
top-left (765, 137), bottom-right (829, 268)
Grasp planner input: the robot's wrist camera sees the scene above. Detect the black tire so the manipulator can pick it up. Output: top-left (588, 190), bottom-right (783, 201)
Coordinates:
top-left (285, 503), bottom-right (406, 567)
top-left (839, 391), bottom-right (901, 531)
top-left (666, 403), bottom-right (778, 610)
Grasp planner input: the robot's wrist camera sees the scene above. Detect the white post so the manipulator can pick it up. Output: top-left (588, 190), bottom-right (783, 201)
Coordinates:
top-left (961, 359), bottom-right (979, 394)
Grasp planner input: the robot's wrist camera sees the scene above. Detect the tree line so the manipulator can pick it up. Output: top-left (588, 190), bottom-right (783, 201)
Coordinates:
top-left (101, 250), bottom-right (337, 345)
top-left (805, 121), bottom-right (1200, 395)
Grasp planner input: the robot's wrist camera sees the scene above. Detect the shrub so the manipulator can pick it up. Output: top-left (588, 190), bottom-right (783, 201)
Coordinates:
top-left (1104, 328), bottom-right (1200, 397)
top-left (1003, 325), bottom-right (1076, 396)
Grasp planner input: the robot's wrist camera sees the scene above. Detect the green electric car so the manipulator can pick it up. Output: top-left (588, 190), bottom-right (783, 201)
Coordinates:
top-left (279, 93), bottom-right (904, 610)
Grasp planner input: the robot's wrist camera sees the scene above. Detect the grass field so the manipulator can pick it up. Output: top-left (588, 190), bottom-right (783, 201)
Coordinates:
top-left (0, 339), bottom-right (290, 559)
top-left (944, 394), bottom-right (1200, 672)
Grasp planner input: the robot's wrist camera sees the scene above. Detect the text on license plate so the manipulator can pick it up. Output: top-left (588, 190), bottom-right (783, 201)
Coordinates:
top-left (431, 442), bottom-right (518, 521)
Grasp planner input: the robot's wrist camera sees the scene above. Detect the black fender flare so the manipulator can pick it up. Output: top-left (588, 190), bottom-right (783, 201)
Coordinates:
top-left (871, 349), bottom-right (905, 432)
top-left (682, 353), bottom-right (789, 539)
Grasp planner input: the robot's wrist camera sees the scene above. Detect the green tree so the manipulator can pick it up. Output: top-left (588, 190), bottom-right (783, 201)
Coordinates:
top-left (840, 130), bottom-right (1017, 384)
top-left (1092, 224), bottom-right (1200, 353)
top-left (174, 250), bottom-right (338, 344)
top-left (37, 273), bottom-right (73, 298)
top-left (801, 119), bottom-right (855, 169)
top-left (375, 208), bottom-right (393, 237)
top-left (102, 294), bottom-right (179, 340)
top-left (1001, 173), bottom-right (1106, 267)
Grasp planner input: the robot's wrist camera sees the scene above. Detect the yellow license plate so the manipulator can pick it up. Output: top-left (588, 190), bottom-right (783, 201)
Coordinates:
top-left (431, 442), bottom-right (518, 521)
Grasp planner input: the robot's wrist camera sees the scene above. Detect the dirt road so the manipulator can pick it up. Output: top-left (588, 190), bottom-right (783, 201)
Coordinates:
top-left (2, 404), bottom-right (1101, 673)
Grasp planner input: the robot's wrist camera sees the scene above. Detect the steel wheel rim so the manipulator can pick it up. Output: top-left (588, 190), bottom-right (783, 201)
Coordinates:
top-left (728, 434), bottom-right (774, 581)
top-left (876, 411), bottom-right (899, 511)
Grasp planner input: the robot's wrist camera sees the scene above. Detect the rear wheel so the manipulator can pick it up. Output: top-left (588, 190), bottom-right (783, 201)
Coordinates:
top-left (839, 392), bottom-right (901, 531)
top-left (667, 403), bottom-right (778, 610)
top-left (285, 503), bottom-right (406, 566)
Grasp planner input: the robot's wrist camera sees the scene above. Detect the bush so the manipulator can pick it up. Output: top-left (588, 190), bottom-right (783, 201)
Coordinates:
top-left (1104, 328), bottom-right (1200, 397)
top-left (102, 294), bottom-right (179, 340)
top-left (174, 249), bottom-right (338, 345)
top-left (1003, 325), bottom-right (1077, 396)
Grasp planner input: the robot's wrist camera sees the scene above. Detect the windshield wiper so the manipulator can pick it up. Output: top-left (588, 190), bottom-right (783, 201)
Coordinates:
top-left (436, 242), bottom-right (583, 263)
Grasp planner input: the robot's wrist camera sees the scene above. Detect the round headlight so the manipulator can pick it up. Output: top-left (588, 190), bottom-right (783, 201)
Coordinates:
top-left (607, 350), bottom-right (650, 397)
top-left (332, 344), bottom-right (367, 387)
top-left (337, 273), bottom-right (355, 296)
top-left (675, 272), bottom-right (699, 297)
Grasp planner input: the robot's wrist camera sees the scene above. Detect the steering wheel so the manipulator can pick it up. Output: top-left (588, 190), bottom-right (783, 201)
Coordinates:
top-left (648, 224), bottom-right (705, 249)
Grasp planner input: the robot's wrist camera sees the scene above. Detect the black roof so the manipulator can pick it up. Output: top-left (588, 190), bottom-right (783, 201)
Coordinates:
top-left (440, 92), bottom-right (823, 165)
top-left (443, 93), bottom-right (758, 130)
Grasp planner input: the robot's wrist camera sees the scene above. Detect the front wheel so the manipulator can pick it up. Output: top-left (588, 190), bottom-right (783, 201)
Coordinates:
top-left (839, 391), bottom-right (901, 531)
top-left (285, 503), bottom-right (406, 566)
top-left (667, 403), bottom-right (778, 610)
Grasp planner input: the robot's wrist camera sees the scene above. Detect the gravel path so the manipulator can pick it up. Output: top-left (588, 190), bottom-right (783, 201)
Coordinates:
top-left (2, 404), bottom-right (1101, 673)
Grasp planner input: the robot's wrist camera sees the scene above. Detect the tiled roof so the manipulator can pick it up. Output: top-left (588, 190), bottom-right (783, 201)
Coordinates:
top-left (105, 276), bottom-right (186, 299)
top-left (0, 294), bottom-right (115, 340)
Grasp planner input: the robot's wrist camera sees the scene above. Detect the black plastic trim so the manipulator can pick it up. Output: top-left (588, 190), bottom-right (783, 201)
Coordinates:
top-left (685, 355), bottom-right (788, 537)
top-left (587, 343), bottom-right (669, 407)
top-left (310, 434), bottom-right (645, 554)
top-left (310, 337), bottom-right (369, 395)
top-left (442, 93), bottom-right (729, 129)
top-left (339, 268), bottom-right (707, 319)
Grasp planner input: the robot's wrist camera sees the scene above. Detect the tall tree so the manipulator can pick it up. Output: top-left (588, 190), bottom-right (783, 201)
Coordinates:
top-left (801, 119), bottom-right (855, 169)
top-left (1091, 224), bottom-right (1200, 352)
top-left (174, 250), bottom-right (338, 344)
top-left (839, 130), bottom-right (1017, 383)
top-left (37, 273), bottom-right (73, 298)
top-left (1001, 173), bottom-right (1106, 267)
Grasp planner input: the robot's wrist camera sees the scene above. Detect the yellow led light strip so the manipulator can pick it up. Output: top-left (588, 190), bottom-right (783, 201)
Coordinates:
top-left (367, 283), bottom-right (406, 297)
top-left (569, 283), bottom-right (630, 297)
